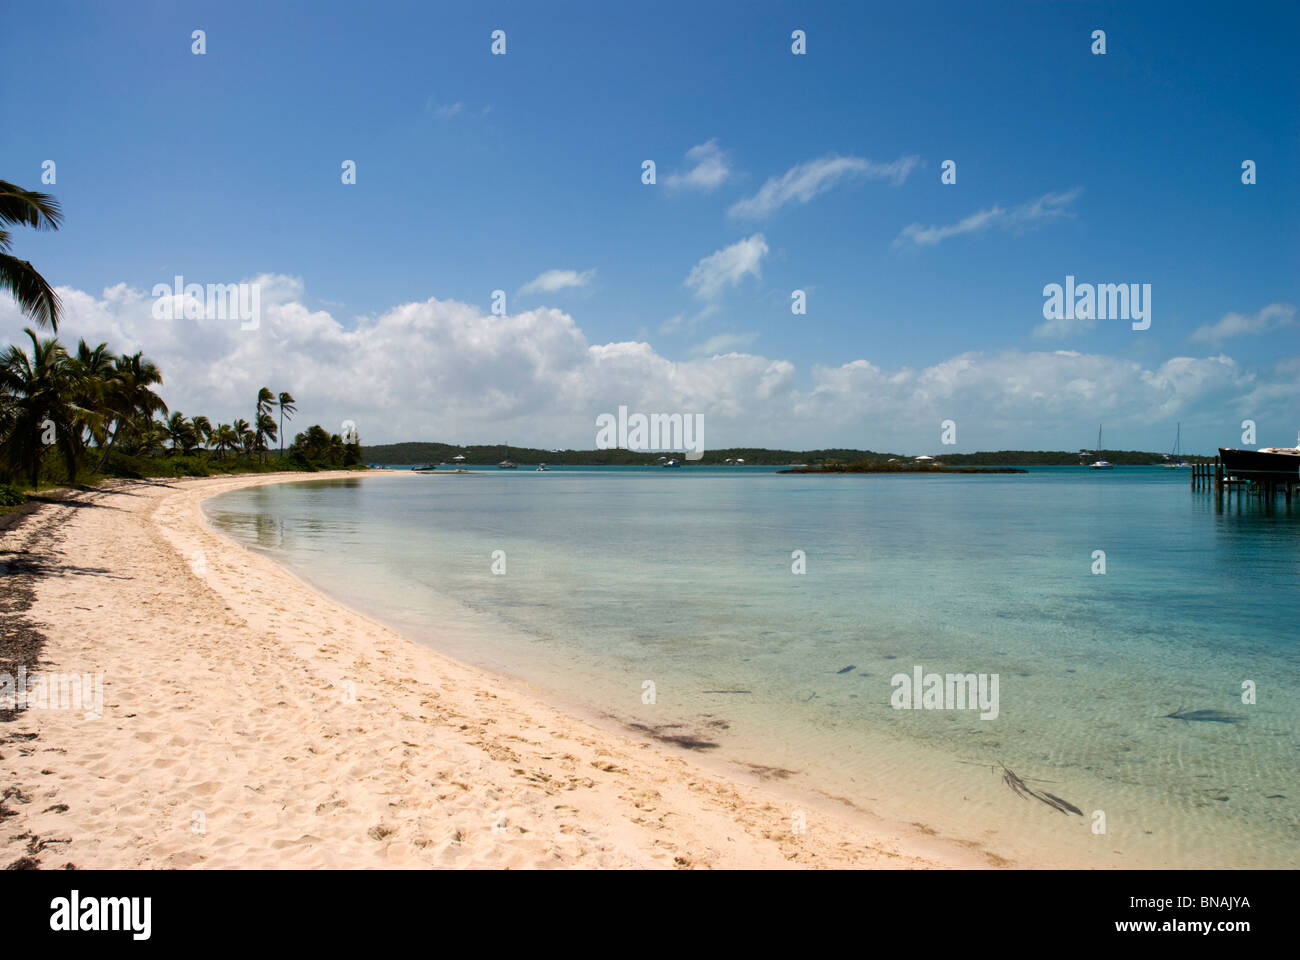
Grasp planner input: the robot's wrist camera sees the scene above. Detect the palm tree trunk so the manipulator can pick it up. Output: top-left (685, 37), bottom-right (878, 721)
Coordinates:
top-left (94, 421), bottom-right (120, 472)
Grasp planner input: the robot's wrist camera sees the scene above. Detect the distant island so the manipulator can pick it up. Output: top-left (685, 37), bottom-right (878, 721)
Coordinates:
top-left (359, 441), bottom-right (1213, 468)
top-left (780, 461), bottom-right (1028, 474)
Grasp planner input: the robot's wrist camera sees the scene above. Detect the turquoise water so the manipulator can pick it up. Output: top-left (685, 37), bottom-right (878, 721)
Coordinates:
top-left (204, 467), bottom-right (1299, 867)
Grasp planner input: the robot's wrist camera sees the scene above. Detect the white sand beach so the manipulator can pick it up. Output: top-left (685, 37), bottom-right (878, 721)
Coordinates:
top-left (0, 472), bottom-right (1000, 869)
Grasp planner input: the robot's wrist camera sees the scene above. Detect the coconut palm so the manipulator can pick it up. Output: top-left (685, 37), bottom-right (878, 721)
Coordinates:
top-left (191, 415), bottom-right (212, 451)
top-left (276, 391), bottom-right (296, 455)
top-left (0, 180), bottom-right (63, 330)
top-left (94, 351), bottom-right (166, 470)
top-left (0, 329), bottom-right (99, 485)
top-left (72, 340), bottom-right (114, 451)
top-left (165, 412), bottom-right (197, 456)
top-left (233, 418), bottom-right (255, 457)
top-left (133, 418), bottom-right (169, 458)
top-left (254, 387), bottom-right (274, 462)
top-left (211, 423), bottom-right (238, 460)
top-left (256, 411), bottom-right (277, 460)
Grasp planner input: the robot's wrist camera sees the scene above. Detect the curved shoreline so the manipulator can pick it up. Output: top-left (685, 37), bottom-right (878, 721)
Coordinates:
top-left (1, 471), bottom-right (994, 868)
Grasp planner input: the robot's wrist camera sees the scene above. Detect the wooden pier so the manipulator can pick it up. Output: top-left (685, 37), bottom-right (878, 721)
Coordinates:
top-left (1192, 457), bottom-right (1298, 505)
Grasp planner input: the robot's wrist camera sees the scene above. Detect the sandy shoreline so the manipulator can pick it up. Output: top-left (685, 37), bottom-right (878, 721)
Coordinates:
top-left (0, 471), bottom-right (997, 868)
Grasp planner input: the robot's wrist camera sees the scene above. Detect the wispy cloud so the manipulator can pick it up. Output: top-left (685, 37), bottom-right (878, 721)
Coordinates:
top-left (729, 154), bottom-right (920, 219)
top-left (684, 234), bottom-right (769, 300)
top-left (1033, 313), bottom-right (1096, 339)
top-left (664, 139), bottom-right (731, 193)
top-left (1189, 303), bottom-right (1295, 344)
top-left (659, 304), bottom-right (719, 335)
top-left (425, 96), bottom-right (465, 118)
top-left (690, 331), bottom-right (759, 356)
top-left (894, 187), bottom-right (1082, 248)
top-left (519, 268), bottom-right (596, 296)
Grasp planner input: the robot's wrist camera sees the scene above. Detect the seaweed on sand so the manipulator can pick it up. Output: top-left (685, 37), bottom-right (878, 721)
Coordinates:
top-left (999, 763), bottom-right (1083, 815)
top-left (960, 761), bottom-right (1084, 816)
top-left (626, 723), bottom-right (719, 751)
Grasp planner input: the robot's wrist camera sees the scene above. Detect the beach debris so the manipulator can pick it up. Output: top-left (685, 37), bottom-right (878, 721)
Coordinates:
top-left (1040, 792), bottom-right (1084, 816)
top-left (626, 722), bottom-right (719, 751)
top-left (741, 762), bottom-right (797, 781)
top-left (836, 665), bottom-right (856, 675)
top-left (993, 762), bottom-right (1083, 816)
top-left (1161, 708), bottom-right (1244, 724)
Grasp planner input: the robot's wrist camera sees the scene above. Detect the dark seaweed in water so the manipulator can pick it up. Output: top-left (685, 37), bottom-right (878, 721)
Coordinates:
top-left (626, 723), bottom-right (719, 751)
top-left (1041, 792), bottom-right (1084, 816)
top-left (836, 665), bottom-right (856, 675)
top-left (1162, 709), bottom-right (1244, 724)
top-left (997, 763), bottom-right (1083, 816)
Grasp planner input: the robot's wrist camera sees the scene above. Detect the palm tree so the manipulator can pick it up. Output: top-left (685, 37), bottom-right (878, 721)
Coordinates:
top-left (233, 418), bottom-right (255, 458)
top-left (72, 340), bottom-right (113, 452)
top-left (211, 423), bottom-right (238, 460)
top-left (133, 418), bottom-right (169, 458)
top-left (254, 387), bottom-right (274, 462)
top-left (276, 391), bottom-right (296, 456)
top-left (256, 412), bottom-right (278, 460)
top-left (0, 329), bottom-right (99, 485)
top-left (0, 180), bottom-right (63, 330)
top-left (95, 351), bottom-right (166, 471)
top-left (165, 412), bottom-right (196, 456)
top-left (191, 415), bottom-right (212, 451)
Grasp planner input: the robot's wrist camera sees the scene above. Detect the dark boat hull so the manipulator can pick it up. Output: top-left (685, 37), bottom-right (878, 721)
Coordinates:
top-left (1218, 448), bottom-right (1300, 483)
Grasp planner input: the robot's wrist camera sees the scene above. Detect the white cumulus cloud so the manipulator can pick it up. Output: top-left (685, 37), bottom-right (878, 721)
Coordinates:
top-left (3, 280), bottom-right (1295, 453)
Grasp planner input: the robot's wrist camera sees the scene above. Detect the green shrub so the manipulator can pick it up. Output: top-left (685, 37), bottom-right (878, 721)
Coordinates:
top-left (170, 456), bottom-right (210, 477)
top-left (102, 451), bottom-right (147, 479)
top-left (288, 450), bottom-right (317, 471)
top-left (0, 484), bottom-right (26, 507)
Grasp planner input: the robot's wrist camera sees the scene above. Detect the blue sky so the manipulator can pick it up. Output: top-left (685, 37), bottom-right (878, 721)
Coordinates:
top-left (2, 1), bottom-right (1296, 452)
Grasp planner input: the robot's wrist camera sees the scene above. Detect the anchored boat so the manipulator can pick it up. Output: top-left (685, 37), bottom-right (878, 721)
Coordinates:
top-left (1218, 432), bottom-right (1300, 483)
top-left (1164, 423), bottom-right (1189, 468)
top-left (1088, 426), bottom-right (1114, 469)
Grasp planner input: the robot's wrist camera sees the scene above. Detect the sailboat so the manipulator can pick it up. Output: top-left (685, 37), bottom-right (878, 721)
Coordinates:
top-left (1164, 422), bottom-right (1189, 468)
top-left (1089, 425), bottom-right (1114, 469)
top-left (497, 445), bottom-right (518, 469)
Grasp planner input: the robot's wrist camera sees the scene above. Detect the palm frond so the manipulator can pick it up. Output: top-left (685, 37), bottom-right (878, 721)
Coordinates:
top-left (0, 253), bottom-right (62, 330)
top-left (0, 181), bottom-right (63, 230)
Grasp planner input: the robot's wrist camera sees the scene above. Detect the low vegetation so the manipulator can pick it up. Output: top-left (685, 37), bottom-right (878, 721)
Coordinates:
top-left (781, 460), bottom-right (1028, 474)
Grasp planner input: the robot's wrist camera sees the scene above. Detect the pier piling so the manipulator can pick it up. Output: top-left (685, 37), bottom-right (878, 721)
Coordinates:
top-left (1191, 459), bottom-right (1295, 507)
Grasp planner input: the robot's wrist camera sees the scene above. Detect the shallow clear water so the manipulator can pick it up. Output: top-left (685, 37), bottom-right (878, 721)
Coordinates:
top-left (204, 466), bottom-right (1300, 867)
